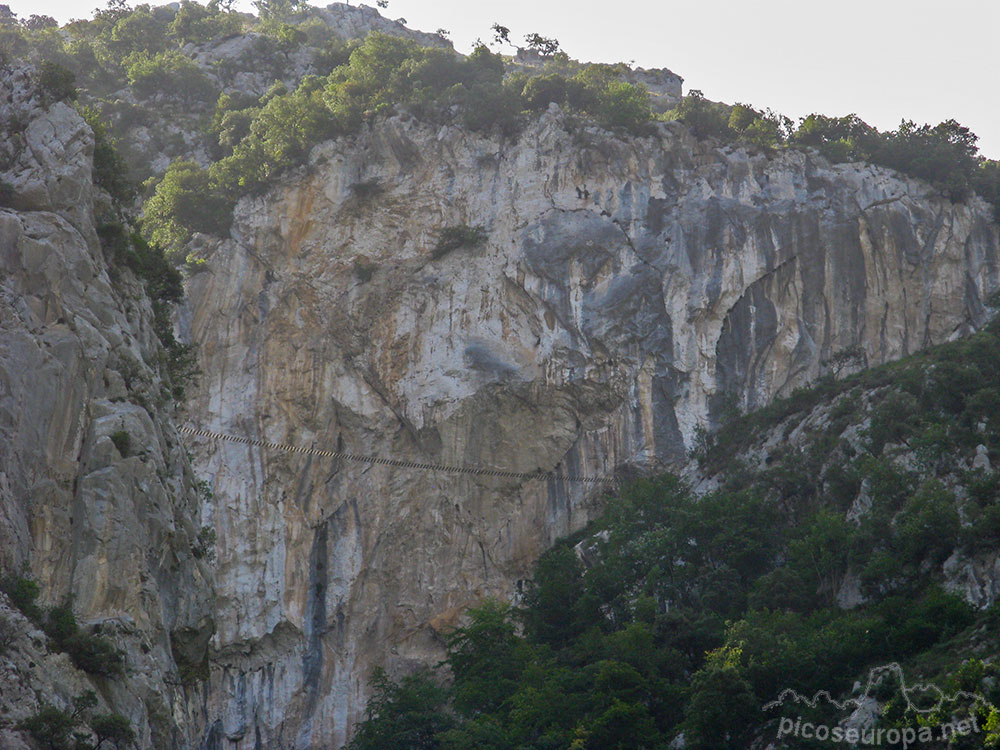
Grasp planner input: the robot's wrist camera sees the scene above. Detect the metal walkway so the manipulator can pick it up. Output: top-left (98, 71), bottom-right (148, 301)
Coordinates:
top-left (179, 426), bottom-right (618, 485)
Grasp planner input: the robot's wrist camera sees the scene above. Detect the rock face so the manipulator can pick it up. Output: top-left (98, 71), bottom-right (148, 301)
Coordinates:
top-left (178, 110), bottom-right (999, 746)
top-left (311, 2), bottom-right (451, 49)
top-left (3, 18), bottom-right (1000, 744)
top-left (0, 66), bottom-right (213, 748)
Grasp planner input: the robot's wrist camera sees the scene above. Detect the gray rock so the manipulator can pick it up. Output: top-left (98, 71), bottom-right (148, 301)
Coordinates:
top-left (0, 65), bottom-right (213, 749)
top-left (178, 110), bottom-right (998, 746)
top-left (846, 479), bottom-right (872, 525)
top-left (973, 444), bottom-right (991, 471)
top-left (943, 551), bottom-right (1000, 608)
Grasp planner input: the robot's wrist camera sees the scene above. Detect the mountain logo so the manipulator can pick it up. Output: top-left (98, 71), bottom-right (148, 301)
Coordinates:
top-left (763, 662), bottom-right (991, 715)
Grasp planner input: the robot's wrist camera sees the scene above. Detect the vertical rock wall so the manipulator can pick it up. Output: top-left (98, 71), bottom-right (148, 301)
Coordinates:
top-left (179, 111), bottom-right (998, 746)
top-left (0, 69), bottom-right (212, 748)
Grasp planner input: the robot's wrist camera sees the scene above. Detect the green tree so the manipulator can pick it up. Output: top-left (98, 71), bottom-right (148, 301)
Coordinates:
top-left (523, 32), bottom-right (559, 56)
top-left (109, 5), bottom-right (168, 57)
top-left (787, 509), bottom-right (854, 599)
top-left (346, 667), bottom-right (453, 750)
top-left (792, 113), bottom-right (875, 162)
top-left (16, 705), bottom-right (76, 750)
top-left (684, 665), bottom-right (758, 750)
top-left (524, 545), bottom-right (586, 644)
top-left (973, 158), bottom-right (1000, 220)
top-left (37, 60), bottom-right (77, 103)
top-left (168, 0), bottom-right (240, 44)
top-left (445, 600), bottom-right (527, 716)
top-left (584, 699), bottom-right (660, 749)
top-left (126, 50), bottom-right (217, 105)
top-left (0, 573), bottom-right (43, 622)
top-left (142, 160), bottom-right (232, 259)
top-left (668, 90), bottom-right (733, 140)
top-left (252, 0), bottom-right (300, 21)
top-left (894, 480), bottom-right (960, 564)
top-left (90, 712), bottom-right (136, 749)
top-left (727, 103), bottom-right (757, 133)
top-left (79, 106), bottom-right (133, 202)
top-left (521, 74), bottom-right (567, 111)
top-left (871, 118), bottom-right (980, 201)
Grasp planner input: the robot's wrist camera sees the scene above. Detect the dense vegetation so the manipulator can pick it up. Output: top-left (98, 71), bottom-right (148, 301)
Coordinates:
top-left (144, 33), bottom-right (656, 257)
top-left (2, 1), bottom-right (996, 261)
top-left (0, 573), bottom-right (125, 678)
top-left (348, 315), bottom-right (1000, 749)
top-left (15, 690), bottom-right (135, 750)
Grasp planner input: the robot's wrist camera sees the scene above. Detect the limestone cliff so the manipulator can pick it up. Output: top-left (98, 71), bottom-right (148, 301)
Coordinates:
top-left (0, 8), bottom-right (998, 748)
top-left (179, 110), bottom-right (998, 746)
top-left (0, 66), bottom-right (213, 748)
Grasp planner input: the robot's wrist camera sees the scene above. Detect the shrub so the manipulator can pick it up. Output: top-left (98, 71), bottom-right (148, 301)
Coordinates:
top-left (208, 92), bottom-right (259, 156)
top-left (666, 90), bottom-right (733, 140)
top-left (973, 159), bottom-right (1000, 221)
top-left (98, 223), bottom-right (183, 301)
top-left (791, 114), bottom-right (998, 212)
top-left (258, 19), bottom-right (306, 56)
top-left (454, 78), bottom-right (517, 132)
top-left (44, 599), bottom-right (125, 677)
top-left (312, 36), bottom-right (359, 73)
top-left (16, 705), bottom-right (76, 749)
top-left (152, 299), bottom-right (200, 400)
top-left (869, 119), bottom-right (979, 202)
top-left (593, 79), bottom-right (651, 132)
top-left (353, 257), bottom-right (376, 283)
top-left (109, 5), bottom-right (169, 57)
top-left (684, 666), bottom-right (757, 750)
top-left (893, 480), bottom-right (960, 564)
top-left (66, 631), bottom-right (126, 677)
top-left (521, 73), bottom-right (567, 111)
top-left (791, 113), bottom-right (876, 162)
top-left (432, 224), bottom-right (487, 259)
top-left (571, 66), bottom-right (652, 133)
top-left (0, 612), bottom-right (15, 655)
top-left (168, 0), bottom-right (241, 45)
top-left (16, 693), bottom-right (134, 750)
top-left (444, 600), bottom-right (526, 715)
top-left (90, 712), bottom-right (137, 748)
top-left (459, 81), bottom-right (522, 135)
top-left (0, 573), bottom-right (43, 623)
top-left (524, 544), bottom-right (586, 644)
top-left (192, 526), bottom-right (216, 561)
top-left (79, 106), bottom-right (133, 202)
top-left (210, 77), bottom-right (334, 197)
top-left (126, 50), bottom-right (218, 106)
top-left (110, 430), bottom-right (131, 457)
top-left (37, 60), bottom-right (77, 103)
top-left (884, 588), bottom-right (974, 654)
top-left (23, 14), bottom-right (58, 30)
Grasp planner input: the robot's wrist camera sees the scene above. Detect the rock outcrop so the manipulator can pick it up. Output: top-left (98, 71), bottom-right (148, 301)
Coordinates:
top-left (0, 66), bottom-right (213, 748)
top-left (178, 109), bottom-right (999, 746)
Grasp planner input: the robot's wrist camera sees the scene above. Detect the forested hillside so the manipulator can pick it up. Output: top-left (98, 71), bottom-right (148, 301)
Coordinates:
top-left (350, 313), bottom-right (1000, 749)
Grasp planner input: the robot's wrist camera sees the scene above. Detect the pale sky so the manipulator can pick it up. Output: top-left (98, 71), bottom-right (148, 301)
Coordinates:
top-left (14, 0), bottom-right (1000, 158)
